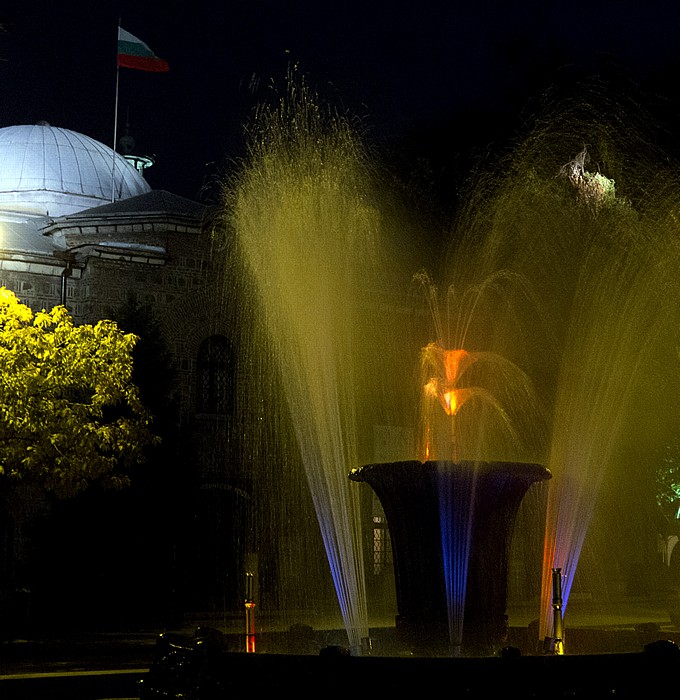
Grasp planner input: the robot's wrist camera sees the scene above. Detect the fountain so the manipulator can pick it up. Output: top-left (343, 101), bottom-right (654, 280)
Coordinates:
top-left (347, 269), bottom-right (551, 656)
top-left (141, 77), bottom-right (680, 695)
top-left (218, 74), bottom-right (554, 656)
top-left (349, 459), bottom-right (550, 656)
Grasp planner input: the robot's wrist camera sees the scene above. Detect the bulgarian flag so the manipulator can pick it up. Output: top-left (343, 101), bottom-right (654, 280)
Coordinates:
top-left (117, 27), bottom-right (169, 72)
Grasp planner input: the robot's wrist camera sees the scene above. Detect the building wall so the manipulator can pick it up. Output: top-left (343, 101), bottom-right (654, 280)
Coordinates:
top-left (0, 211), bottom-right (253, 621)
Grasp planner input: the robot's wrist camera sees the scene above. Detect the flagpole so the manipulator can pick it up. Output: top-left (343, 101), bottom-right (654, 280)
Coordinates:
top-left (111, 19), bottom-right (121, 203)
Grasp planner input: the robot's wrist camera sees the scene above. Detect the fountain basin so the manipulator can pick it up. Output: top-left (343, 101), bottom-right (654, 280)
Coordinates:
top-left (139, 630), bottom-right (680, 697)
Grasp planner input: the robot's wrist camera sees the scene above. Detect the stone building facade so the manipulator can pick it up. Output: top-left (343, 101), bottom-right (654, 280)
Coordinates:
top-left (0, 123), bottom-right (246, 627)
top-left (0, 122), bottom-right (396, 633)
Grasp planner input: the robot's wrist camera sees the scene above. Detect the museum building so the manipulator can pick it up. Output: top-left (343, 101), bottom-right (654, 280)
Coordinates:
top-left (0, 122), bottom-right (247, 623)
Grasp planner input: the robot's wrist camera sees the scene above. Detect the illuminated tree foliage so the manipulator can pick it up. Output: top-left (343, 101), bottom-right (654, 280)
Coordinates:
top-left (657, 439), bottom-right (680, 523)
top-left (0, 288), bottom-right (158, 500)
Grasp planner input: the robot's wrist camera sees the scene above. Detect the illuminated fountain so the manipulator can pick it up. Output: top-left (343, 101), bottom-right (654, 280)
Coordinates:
top-left (141, 78), bottom-right (680, 697)
top-left (213, 78), bottom-right (680, 661)
top-left (218, 74), bottom-right (553, 657)
top-left (472, 127), bottom-right (680, 644)
top-left (348, 273), bottom-right (551, 656)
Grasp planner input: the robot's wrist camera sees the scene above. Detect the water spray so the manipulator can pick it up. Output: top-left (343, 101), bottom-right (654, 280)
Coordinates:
top-left (245, 571), bottom-right (256, 653)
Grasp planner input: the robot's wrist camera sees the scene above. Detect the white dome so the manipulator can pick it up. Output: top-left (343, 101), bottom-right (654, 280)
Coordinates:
top-left (0, 124), bottom-right (151, 217)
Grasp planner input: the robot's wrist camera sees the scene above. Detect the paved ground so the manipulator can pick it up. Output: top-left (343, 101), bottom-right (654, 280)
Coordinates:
top-left (0, 597), bottom-right (678, 698)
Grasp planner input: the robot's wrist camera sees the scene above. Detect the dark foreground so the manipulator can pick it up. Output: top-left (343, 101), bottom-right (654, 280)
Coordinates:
top-left (0, 668), bottom-right (147, 699)
top-left (1, 623), bottom-right (679, 699)
top-left (145, 651), bottom-right (679, 699)
top-left (0, 634), bottom-right (153, 699)
top-left (138, 627), bottom-right (680, 699)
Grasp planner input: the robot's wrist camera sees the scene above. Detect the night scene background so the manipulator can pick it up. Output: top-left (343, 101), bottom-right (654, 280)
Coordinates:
top-left (4, 1), bottom-right (680, 203)
top-left (3, 0), bottom-right (680, 650)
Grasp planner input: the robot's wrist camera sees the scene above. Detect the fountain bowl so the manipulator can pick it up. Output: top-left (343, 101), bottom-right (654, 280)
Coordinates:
top-left (349, 460), bottom-right (551, 656)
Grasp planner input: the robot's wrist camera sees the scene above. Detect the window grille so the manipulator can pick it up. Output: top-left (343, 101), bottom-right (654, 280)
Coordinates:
top-left (197, 335), bottom-right (234, 414)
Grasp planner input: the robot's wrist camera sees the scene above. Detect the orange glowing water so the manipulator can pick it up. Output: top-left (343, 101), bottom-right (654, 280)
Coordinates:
top-left (419, 333), bottom-right (543, 465)
top-left (423, 346), bottom-right (473, 416)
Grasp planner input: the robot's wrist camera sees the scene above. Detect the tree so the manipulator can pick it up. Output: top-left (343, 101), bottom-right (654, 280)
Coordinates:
top-left (0, 288), bottom-right (158, 502)
top-left (657, 438), bottom-right (680, 528)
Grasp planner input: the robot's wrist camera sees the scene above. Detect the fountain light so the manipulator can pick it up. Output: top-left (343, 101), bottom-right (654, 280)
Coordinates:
top-left (245, 572), bottom-right (256, 653)
top-left (550, 568), bottom-right (565, 655)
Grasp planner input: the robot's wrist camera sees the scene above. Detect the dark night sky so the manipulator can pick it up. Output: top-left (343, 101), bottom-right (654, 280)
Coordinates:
top-left (3, 1), bottom-right (680, 201)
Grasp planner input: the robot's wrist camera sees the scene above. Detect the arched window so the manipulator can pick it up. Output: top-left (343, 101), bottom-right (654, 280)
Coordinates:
top-left (196, 335), bottom-right (234, 415)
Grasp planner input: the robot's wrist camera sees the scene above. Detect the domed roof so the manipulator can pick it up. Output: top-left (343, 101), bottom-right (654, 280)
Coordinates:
top-left (0, 123), bottom-right (152, 217)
